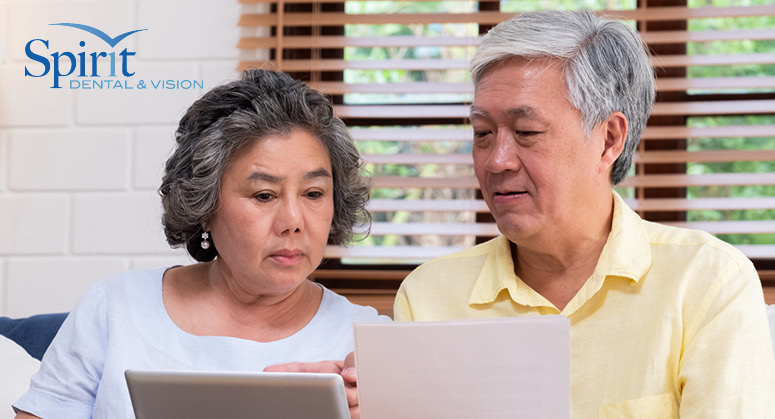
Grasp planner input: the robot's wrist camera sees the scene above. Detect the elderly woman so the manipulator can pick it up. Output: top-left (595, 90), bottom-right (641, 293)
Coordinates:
top-left (13, 69), bottom-right (386, 419)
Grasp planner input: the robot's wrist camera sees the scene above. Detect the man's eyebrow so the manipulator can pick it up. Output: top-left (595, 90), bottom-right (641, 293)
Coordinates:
top-left (247, 172), bottom-right (282, 183)
top-left (470, 106), bottom-right (544, 122)
top-left (304, 168), bottom-right (332, 180)
top-left (505, 106), bottom-right (542, 120)
top-left (469, 106), bottom-right (489, 119)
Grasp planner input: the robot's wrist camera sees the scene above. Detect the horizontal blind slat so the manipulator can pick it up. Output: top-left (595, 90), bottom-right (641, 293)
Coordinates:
top-left (309, 77), bottom-right (775, 94)
top-left (363, 150), bottom-right (774, 165)
top-left (333, 100), bottom-right (775, 119)
top-left (242, 53), bottom-right (775, 71)
top-left (348, 125), bottom-right (775, 141)
top-left (372, 176), bottom-right (480, 189)
top-left (323, 244), bottom-right (775, 260)
top-left (367, 198), bottom-right (775, 212)
top-left (364, 220), bottom-right (775, 236)
top-left (633, 149), bottom-right (775, 163)
top-left (237, 29), bottom-right (773, 50)
top-left (663, 220), bottom-right (775, 234)
top-left (363, 153), bottom-right (472, 165)
top-left (239, 6), bottom-right (775, 26)
top-left (370, 222), bottom-right (499, 236)
top-left (368, 199), bottom-right (489, 212)
top-left (652, 53), bottom-right (775, 67)
top-left (372, 173), bottom-right (775, 189)
top-left (626, 198), bottom-right (775, 211)
top-left (324, 245), bottom-right (465, 260)
top-left (641, 125), bottom-right (775, 139)
top-left (619, 173), bottom-right (775, 187)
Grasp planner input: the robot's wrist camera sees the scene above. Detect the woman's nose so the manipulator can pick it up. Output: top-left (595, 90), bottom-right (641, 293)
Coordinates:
top-left (274, 196), bottom-right (304, 236)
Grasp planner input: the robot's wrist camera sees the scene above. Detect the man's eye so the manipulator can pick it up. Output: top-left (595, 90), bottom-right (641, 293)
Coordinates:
top-left (306, 191), bottom-right (324, 199)
top-left (473, 131), bottom-right (490, 139)
top-left (516, 130), bottom-right (541, 136)
top-left (254, 193), bottom-right (274, 202)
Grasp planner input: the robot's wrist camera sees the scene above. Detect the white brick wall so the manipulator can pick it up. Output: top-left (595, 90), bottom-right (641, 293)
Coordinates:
top-left (0, 6), bottom-right (8, 65)
top-left (0, 0), bottom-right (241, 316)
top-left (137, 0), bottom-right (240, 61)
top-left (0, 64), bottom-right (70, 127)
top-left (72, 193), bottom-right (172, 254)
top-left (6, 257), bottom-right (128, 317)
top-left (9, 129), bottom-right (130, 191)
top-left (0, 131), bottom-right (7, 192)
top-left (0, 195), bottom-right (69, 255)
top-left (133, 127), bottom-right (176, 190)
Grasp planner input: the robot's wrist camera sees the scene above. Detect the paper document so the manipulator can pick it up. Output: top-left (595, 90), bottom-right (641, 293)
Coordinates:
top-left (354, 315), bottom-right (570, 419)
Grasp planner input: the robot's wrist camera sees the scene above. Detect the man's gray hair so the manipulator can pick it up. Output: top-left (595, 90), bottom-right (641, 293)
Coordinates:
top-left (160, 69), bottom-right (370, 262)
top-left (471, 10), bottom-right (655, 185)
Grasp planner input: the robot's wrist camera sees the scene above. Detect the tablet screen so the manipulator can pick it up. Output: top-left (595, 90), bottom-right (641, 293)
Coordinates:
top-left (125, 370), bottom-right (350, 419)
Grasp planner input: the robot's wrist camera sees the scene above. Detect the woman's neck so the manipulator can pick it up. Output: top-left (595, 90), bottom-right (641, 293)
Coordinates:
top-left (163, 263), bottom-right (323, 342)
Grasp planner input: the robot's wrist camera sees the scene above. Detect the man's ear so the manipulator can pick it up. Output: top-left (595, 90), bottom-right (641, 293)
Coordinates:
top-left (598, 111), bottom-right (628, 176)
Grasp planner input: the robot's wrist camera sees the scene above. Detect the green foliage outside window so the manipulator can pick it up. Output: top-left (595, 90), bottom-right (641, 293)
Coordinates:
top-left (342, 0), bottom-right (774, 251)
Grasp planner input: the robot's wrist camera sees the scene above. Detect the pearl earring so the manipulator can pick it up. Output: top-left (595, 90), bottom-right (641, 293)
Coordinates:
top-left (201, 231), bottom-right (211, 250)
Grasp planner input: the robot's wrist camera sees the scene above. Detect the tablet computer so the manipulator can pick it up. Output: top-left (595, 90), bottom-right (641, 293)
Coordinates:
top-left (125, 370), bottom-right (350, 419)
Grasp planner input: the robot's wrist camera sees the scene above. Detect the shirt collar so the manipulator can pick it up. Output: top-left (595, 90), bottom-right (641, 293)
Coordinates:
top-left (468, 191), bottom-right (652, 307)
top-left (595, 191), bottom-right (652, 285)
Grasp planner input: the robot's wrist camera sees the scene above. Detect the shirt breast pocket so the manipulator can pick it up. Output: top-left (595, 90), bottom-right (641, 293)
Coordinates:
top-left (599, 393), bottom-right (678, 419)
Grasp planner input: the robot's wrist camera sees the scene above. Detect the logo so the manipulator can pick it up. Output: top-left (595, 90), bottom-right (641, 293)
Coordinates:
top-left (24, 23), bottom-right (203, 90)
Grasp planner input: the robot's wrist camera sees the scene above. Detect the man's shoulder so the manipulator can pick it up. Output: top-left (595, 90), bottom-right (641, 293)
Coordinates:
top-left (642, 220), bottom-right (753, 274)
top-left (402, 237), bottom-right (499, 286)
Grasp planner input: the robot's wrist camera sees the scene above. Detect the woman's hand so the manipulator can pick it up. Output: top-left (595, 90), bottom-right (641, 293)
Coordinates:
top-left (265, 351), bottom-right (359, 418)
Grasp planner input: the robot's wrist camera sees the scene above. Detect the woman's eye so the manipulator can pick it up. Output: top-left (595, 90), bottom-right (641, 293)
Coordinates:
top-left (306, 191), bottom-right (324, 199)
top-left (254, 193), bottom-right (274, 202)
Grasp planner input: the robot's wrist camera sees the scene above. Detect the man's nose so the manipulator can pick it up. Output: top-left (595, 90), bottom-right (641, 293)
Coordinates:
top-left (484, 131), bottom-right (522, 174)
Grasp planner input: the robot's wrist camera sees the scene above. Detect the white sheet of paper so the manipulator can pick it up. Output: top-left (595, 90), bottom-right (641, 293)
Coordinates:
top-left (354, 315), bottom-right (570, 419)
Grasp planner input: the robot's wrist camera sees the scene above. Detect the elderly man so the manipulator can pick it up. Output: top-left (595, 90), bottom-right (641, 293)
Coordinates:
top-left (394, 10), bottom-right (775, 418)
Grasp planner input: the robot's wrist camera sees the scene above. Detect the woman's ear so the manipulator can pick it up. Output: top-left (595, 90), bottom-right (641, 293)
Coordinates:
top-left (598, 111), bottom-right (628, 176)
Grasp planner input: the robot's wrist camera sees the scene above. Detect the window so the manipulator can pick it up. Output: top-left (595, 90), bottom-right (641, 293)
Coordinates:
top-left (237, 0), bottom-right (775, 310)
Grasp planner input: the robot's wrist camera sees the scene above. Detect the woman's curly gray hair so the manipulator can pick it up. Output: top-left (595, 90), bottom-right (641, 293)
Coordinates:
top-left (159, 69), bottom-right (371, 262)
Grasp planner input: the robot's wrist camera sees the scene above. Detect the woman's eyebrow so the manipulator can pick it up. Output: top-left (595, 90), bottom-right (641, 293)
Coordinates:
top-left (247, 171), bottom-right (282, 183)
top-left (304, 168), bottom-right (332, 180)
top-left (247, 169), bottom-right (331, 183)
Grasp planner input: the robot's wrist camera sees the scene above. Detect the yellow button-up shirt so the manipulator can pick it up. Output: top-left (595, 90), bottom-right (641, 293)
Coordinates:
top-left (394, 192), bottom-right (775, 418)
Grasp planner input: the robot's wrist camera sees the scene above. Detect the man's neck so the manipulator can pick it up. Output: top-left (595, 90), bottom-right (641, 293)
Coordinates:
top-left (511, 193), bottom-right (614, 311)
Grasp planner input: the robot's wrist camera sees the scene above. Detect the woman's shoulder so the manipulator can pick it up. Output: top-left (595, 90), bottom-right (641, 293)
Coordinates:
top-left (99, 267), bottom-right (173, 300)
top-left (96, 267), bottom-right (173, 327)
top-left (319, 286), bottom-right (391, 322)
top-left (103, 267), bottom-right (166, 286)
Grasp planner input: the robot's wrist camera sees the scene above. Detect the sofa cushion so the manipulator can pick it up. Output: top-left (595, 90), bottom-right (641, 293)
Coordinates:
top-left (0, 335), bottom-right (40, 416)
top-left (0, 313), bottom-right (68, 361)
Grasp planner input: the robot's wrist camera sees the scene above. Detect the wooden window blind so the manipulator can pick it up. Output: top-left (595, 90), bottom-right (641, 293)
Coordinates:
top-left (237, 0), bottom-right (775, 311)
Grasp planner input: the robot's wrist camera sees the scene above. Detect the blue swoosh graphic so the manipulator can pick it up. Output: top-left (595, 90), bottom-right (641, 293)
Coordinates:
top-left (50, 23), bottom-right (146, 48)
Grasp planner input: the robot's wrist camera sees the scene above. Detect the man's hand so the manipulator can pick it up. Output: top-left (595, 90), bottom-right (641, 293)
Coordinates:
top-left (264, 351), bottom-right (359, 419)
